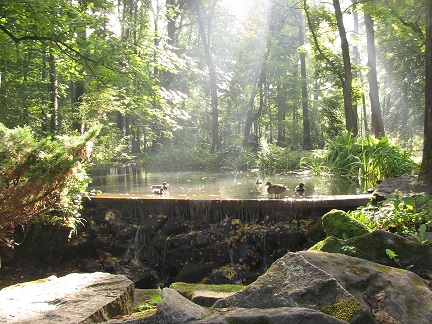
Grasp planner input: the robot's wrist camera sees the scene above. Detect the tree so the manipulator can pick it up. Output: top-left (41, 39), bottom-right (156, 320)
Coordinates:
top-left (195, 0), bottom-right (220, 153)
top-left (365, 14), bottom-right (385, 138)
top-left (332, 0), bottom-right (358, 136)
top-left (419, 0), bottom-right (432, 183)
top-left (299, 12), bottom-right (312, 149)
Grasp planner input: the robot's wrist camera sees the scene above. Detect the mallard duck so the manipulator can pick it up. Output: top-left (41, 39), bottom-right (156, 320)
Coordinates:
top-left (295, 183), bottom-right (305, 192)
top-left (150, 182), bottom-right (169, 190)
top-left (255, 178), bottom-right (263, 185)
top-left (265, 181), bottom-right (287, 198)
top-left (152, 187), bottom-right (164, 195)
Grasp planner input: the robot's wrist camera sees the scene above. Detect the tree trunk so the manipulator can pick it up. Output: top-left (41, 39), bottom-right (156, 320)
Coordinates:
top-left (195, 0), bottom-right (219, 153)
top-left (243, 69), bottom-right (265, 149)
top-left (41, 44), bottom-right (49, 135)
top-left (276, 82), bottom-right (286, 145)
top-left (48, 52), bottom-right (58, 134)
top-left (333, 0), bottom-right (358, 136)
top-left (299, 12), bottom-right (312, 149)
top-left (419, 0), bottom-right (432, 183)
top-left (365, 14), bottom-right (385, 138)
top-left (352, 0), bottom-right (368, 135)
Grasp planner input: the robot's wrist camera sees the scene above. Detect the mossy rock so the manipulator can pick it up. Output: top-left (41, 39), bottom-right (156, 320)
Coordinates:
top-left (321, 209), bottom-right (371, 239)
top-left (309, 236), bottom-right (345, 252)
top-left (169, 281), bottom-right (244, 306)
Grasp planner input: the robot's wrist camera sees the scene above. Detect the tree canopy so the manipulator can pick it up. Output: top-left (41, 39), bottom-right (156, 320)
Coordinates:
top-left (0, 0), bottom-right (429, 160)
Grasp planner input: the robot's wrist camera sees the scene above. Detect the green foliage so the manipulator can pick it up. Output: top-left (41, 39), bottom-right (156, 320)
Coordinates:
top-left (255, 144), bottom-right (306, 172)
top-left (324, 133), bottom-right (417, 182)
top-left (385, 249), bottom-right (403, 268)
top-left (0, 123), bottom-right (98, 247)
top-left (411, 224), bottom-right (429, 245)
top-left (300, 150), bottom-right (331, 175)
top-left (143, 143), bottom-right (309, 172)
top-left (350, 192), bottom-right (432, 235)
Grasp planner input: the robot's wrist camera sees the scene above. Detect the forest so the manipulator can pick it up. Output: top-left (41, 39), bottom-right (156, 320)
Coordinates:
top-left (0, 0), bottom-right (428, 157)
top-left (1, 0), bottom-right (432, 246)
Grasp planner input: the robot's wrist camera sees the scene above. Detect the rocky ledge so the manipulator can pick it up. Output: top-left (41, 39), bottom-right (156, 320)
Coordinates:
top-left (0, 272), bottom-right (134, 323)
top-left (112, 250), bottom-right (432, 324)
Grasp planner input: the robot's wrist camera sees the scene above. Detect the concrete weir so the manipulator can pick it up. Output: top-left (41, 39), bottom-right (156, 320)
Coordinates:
top-left (83, 194), bottom-right (372, 223)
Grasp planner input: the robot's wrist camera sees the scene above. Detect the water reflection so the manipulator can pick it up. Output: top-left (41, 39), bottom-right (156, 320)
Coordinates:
top-left (88, 166), bottom-right (363, 200)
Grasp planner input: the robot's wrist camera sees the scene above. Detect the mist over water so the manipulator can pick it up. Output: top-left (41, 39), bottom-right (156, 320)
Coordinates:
top-left (88, 167), bottom-right (363, 200)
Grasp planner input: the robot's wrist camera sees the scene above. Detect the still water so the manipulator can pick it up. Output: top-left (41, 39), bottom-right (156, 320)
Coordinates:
top-left (88, 166), bottom-right (364, 200)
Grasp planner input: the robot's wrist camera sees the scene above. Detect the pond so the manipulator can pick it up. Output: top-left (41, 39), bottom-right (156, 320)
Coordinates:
top-left (88, 166), bottom-right (364, 200)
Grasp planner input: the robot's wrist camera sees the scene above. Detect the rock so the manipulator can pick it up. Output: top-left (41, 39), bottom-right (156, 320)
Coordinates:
top-left (210, 307), bottom-right (348, 324)
top-left (157, 288), bottom-right (211, 323)
top-left (213, 252), bottom-right (370, 323)
top-left (309, 236), bottom-right (345, 253)
top-left (0, 272), bottom-right (134, 323)
top-left (372, 175), bottom-right (418, 201)
top-left (169, 282), bottom-right (244, 308)
top-left (174, 263), bottom-right (217, 283)
top-left (321, 209), bottom-right (371, 239)
top-left (113, 251), bottom-right (432, 323)
top-left (310, 229), bottom-right (432, 271)
top-left (299, 251), bottom-right (432, 324)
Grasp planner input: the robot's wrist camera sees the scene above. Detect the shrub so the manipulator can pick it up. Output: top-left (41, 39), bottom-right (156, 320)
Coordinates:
top-left (0, 124), bottom-right (98, 247)
top-left (325, 134), bottom-right (417, 182)
top-left (349, 191), bottom-right (432, 235)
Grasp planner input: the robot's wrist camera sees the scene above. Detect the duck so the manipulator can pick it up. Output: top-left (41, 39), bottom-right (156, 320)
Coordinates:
top-left (265, 181), bottom-right (287, 198)
top-left (150, 182), bottom-right (169, 190)
top-left (295, 183), bottom-right (306, 194)
top-left (255, 178), bottom-right (263, 186)
top-left (152, 187), bottom-right (164, 195)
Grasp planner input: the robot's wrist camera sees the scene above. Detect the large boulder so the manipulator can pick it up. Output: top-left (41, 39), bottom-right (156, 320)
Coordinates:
top-left (0, 272), bottom-right (134, 323)
top-left (213, 252), bottom-right (371, 323)
top-left (310, 229), bottom-right (432, 271)
top-left (299, 251), bottom-right (432, 324)
top-left (112, 251), bottom-right (432, 323)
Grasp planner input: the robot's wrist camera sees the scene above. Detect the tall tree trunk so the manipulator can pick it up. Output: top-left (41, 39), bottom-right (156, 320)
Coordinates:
top-left (243, 69), bottom-right (265, 148)
top-left (352, 0), bottom-right (368, 135)
top-left (333, 0), bottom-right (358, 135)
top-left (48, 52), bottom-right (58, 134)
top-left (195, 0), bottom-right (219, 153)
top-left (299, 13), bottom-right (312, 149)
top-left (276, 82), bottom-right (286, 145)
top-left (41, 44), bottom-right (49, 135)
top-left (419, 0), bottom-right (432, 183)
top-left (365, 14), bottom-right (385, 138)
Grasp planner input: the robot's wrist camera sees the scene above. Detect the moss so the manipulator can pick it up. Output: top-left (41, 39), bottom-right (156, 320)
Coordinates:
top-left (320, 299), bottom-right (362, 322)
top-left (370, 263), bottom-right (404, 275)
top-left (170, 282), bottom-right (244, 300)
top-left (346, 258), bottom-right (370, 277)
top-left (309, 236), bottom-right (344, 252)
top-left (321, 209), bottom-right (371, 239)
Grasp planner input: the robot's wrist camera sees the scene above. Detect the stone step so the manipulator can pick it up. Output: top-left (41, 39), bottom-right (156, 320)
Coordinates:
top-left (0, 272), bottom-right (133, 323)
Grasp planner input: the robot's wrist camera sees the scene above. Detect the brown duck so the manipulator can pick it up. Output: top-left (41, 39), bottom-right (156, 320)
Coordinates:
top-left (265, 181), bottom-right (287, 198)
top-left (295, 183), bottom-right (306, 193)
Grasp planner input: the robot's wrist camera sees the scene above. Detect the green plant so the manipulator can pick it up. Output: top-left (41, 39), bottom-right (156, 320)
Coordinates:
top-left (0, 124), bottom-right (99, 247)
top-left (323, 133), bottom-right (417, 182)
top-left (385, 248), bottom-right (413, 270)
top-left (299, 150), bottom-right (331, 175)
top-left (341, 245), bottom-right (357, 256)
top-left (410, 224), bottom-right (429, 245)
top-left (350, 192), bottom-right (432, 235)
